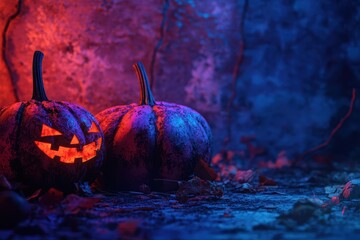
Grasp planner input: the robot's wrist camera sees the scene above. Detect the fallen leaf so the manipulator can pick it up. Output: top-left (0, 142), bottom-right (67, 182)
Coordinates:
top-left (194, 159), bottom-right (217, 181)
top-left (61, 194), bottom-right (101, 214)
top-left (39, 188), bottom-right (64, 207)
top-left (342, 179), bottom-right (360, 200)
top-left (223, 208), bottom-right (233, 218)
top-left (118, 220), bottom-right (139, 237)
top-left (260, 150), bottom-right (291, 169)
top-left (312, 155), bottom-right (333, 164)
top-left (259, 175), bottom-right (277, 186)
top-left (211, 152), bottom-right (223, 165)
top-left (234, 169), bottom-right (255, 183)
top-left (26, 189), bottom-right (42, 201)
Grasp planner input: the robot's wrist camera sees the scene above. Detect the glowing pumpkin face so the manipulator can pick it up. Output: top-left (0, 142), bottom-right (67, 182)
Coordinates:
top-left (0, 51), bottom-right (105, 192)
top-left (34, 122), bottom-right (102, 164)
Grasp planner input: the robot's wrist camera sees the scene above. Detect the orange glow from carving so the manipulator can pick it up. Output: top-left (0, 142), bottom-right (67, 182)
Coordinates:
top-left (34, 137), bottom-right (102, 163)
top-left (88, 122), bottom-right (99, 133)
top-left (70, 135), bottom-right (80, 144)
top-left (35, 123), bottom-right (102, 163)
top-left (41, 124), bottom-right (62, 137)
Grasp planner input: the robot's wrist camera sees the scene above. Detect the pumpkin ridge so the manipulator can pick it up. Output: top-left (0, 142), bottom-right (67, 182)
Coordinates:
top-left (0, 107), bottom-right (6, 118)
top-left (37, 99), bottom-right (56, 131)
top-left (183, 109), bottom-right (210, 164)
top-left (18, 101), bottom-right (54, 183)
top-left (151, 105), bottom-right (164, 180)
top-left (38, 100), bottom-right (60, 130)
top-left (97, 105), bottom-right (134, 126)
top-left (97, 111), bottom-right (112, 126)
top-left (56, 101), bottom-right (91, 142)
top-left (11, 102), bottom-right (27, 181)
top-left (52, 102), bottom-right (84, 141)
top-left (172, 108), bottom-right (196, 178)
top-left (106, 106), bottom-right (134, 157)
top-left (185, 107), bottom-right (212, 142)
top-left (161, 107), bottom-right (194, 176)
top-left (190, 111), bottom-right (212, 162)
top-left (113, 106), bottom-right (156, 171)
top-left (177, 108), bottom-right (199, 170)
top-left (148, 106), bottom-right (158, 182)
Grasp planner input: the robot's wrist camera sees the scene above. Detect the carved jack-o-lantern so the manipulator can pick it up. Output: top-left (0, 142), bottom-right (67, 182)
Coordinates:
top-left (0, 51), bottom-right (105, 191)
top-left (34, 122), bottom-right (102, 164)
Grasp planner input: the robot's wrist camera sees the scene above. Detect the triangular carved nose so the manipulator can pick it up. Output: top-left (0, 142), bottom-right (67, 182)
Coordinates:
top-left (70, 135), bottom-right (80, 144)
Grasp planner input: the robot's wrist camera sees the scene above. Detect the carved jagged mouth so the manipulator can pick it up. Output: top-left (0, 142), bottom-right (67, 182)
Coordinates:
top-left (34, 137), bottom-right (102, 164)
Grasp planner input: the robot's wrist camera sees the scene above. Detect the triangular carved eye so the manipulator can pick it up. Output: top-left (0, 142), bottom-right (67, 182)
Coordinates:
top-left (70, 135), bottom-right (80, 144)
top-left (88, 122), bottom-right (99, 133)
top-left (41, 124), bottom-right (63, 137)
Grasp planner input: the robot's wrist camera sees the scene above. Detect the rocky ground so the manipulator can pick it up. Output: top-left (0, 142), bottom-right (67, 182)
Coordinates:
top-left (1, 159), bottom-right (360, 240)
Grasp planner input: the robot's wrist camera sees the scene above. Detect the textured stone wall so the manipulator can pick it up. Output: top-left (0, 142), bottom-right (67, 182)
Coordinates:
top-left (1, 0), bottom-right (359, 159)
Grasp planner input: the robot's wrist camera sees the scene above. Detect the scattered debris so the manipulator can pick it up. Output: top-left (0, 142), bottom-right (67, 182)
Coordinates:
top-left (75, 182), bottom-right (93, 197)
top-left (278, 198), bottom-right (329, 228)
top-left (342, 206), bottom-right (347, 215)
top-left (216, 163), bottom-right (255, 183)
top-left (234, 169), bottom-right (255, 183)
top-left (39, 188), bottom-right (64, 208)
top-left (232, 182), bottom-right (256, 193)
top-left (139, 184), bottom-right (151, 194)
top-left (240, 136), bottom-right (267, 159)
top-left (260, 151), bottom-right (291, 169)
top-left (341, 179), bottom-right (360, 200)
top-left (176, 177), bottom-right (223, 203)
top-left (118, 220), bottom-right (140, 236)
top-left (61, 194), bottom-right (101, 215)
top-left (259, 175), bottom-right (277, 186)
top-left (194, 159), bottom-right (218, 180)
top-left (26, 189), bottom-right (42, 202)
top-left (324, 185), bottom-right (343, 198)
top-left (311, 155), bottom-right (334, 165)
top-left (223, 208), bottom-right (233, 218)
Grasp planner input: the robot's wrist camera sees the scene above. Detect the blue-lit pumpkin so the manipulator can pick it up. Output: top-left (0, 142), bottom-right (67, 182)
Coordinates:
top-left (96, 62), bottom-right (212, 191)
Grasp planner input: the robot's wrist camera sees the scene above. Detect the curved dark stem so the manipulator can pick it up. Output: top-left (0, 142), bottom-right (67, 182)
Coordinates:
top-left (2, 0), bottom-right (23, 101)
top-left (133, 62), bottom-right (156, 106)
top-left (32, 51), bottom-right (48, 101)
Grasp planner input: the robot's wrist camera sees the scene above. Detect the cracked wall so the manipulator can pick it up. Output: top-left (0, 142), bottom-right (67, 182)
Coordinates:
top-left (0, 0), bottom-right (359, 160)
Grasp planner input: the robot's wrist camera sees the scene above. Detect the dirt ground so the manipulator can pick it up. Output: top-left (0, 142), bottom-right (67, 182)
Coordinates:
top-left (1, 162), bottom-right (360, 240)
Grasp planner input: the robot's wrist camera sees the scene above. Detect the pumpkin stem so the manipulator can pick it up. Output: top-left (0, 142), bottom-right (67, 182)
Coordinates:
top-left (32, 51), bottom-right (48, 101)
top-left (133, 62), bottom-right (156, 106)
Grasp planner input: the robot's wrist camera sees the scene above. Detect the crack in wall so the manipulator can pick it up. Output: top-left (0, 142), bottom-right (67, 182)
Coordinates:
top-left (149, 0), bottom-right (170, 90)
top-left (225, 0), bottom-right (249, 145)
top-left (2, 0), bottom-right (23, 102)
